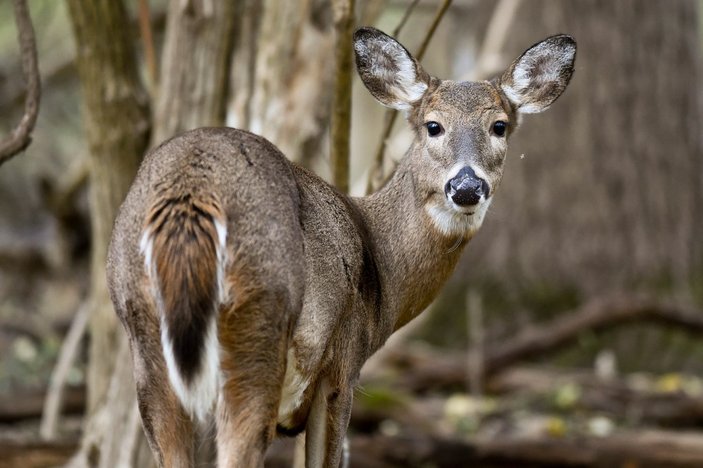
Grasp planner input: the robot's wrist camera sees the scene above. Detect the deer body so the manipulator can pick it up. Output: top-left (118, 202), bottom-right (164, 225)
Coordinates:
top-left (108, 28), bottom-right (576, 467)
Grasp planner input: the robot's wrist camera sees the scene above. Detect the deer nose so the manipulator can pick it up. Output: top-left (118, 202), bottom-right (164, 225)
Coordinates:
top-left (444, 167), bottom-right (490, 207)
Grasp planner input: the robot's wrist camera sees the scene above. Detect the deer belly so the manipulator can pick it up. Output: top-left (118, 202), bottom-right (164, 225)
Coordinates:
top-left (277, 349), bottom-right (310, 427)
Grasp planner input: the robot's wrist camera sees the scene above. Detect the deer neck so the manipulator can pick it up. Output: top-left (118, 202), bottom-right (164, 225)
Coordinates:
top-left (355, 159), bottom-right (470, 334)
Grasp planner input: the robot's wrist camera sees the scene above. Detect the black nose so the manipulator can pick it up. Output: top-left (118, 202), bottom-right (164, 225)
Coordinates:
top-left (444, 167), bottom-right (490, 207)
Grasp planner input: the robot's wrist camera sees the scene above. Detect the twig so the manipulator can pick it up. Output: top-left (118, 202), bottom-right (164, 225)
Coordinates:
top-left (414, 0), bottom-right (452, 61)
top-left (367, 0), bottom-right (453, 194)
top-left (330, 0), bottom-right (356, 193)
top-left (0, 0), bottom-right (41, 166)
top-left (40, 303), bottom-right (90, 441)
top-left (138, 0), bottom-right (158, 87)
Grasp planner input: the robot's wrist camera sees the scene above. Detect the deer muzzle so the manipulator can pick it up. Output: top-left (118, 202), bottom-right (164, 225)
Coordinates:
top-left (444, 166), bottom-right (490, 207)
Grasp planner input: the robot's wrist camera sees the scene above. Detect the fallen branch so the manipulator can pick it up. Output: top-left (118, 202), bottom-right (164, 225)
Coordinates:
top-left (492, 367), bottom-right (703, 427)
top-left (0, 0), bottom-right (41, 166)
top-left (365, 294), bottom-right (703, 392)
top-left (0, 440), bottom-right (78, 468)
top-left (0, 386), bottom-right (84, 424)
top-left (266, 430), bottom-right (703, 468)
top-left (485, 294), bottom-right (703, 376)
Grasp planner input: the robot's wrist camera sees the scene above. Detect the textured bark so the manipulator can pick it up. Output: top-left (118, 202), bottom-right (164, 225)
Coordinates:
top-left (152, 0), bottom-right (237, 143)
top-left (72, 2), bottom-right (237, 466)
top-left (227, 0), bottom-right (336, 169)
top-left (66, 0), bottom-right (150, 465)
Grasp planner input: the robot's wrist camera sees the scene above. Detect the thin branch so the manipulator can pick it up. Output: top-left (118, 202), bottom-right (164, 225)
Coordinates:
top-left (414, 0), bottom-right (452, 62)
top-left (392, 0), bottom-right (421, 37)
top-left (367, 0), bottom-right (453, 194)
top-left (330, 0), bottom-right (356, 194)
top-left (0, 0), bottom-right (41, 166)
top-left (138, 0), bottom-right (158, 86)
top-left (40, 303), bottom-right (90, 441)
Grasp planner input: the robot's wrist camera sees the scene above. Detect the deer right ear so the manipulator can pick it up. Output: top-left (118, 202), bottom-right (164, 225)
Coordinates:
top-left (500, 34), bottom-right (576, 114)
top-left (353, 27), bottom-right (430, 111)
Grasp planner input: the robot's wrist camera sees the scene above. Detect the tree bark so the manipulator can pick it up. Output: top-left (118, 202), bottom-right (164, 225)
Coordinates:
top-left (152, 0), bottom-right (237, 144)
top-left (227, 0), bottom-right (336, 170)
top-left (65, 0), bottom-right (151, 465)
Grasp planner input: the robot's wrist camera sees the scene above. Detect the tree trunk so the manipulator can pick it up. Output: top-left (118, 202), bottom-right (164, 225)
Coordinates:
top-left (152, 0), bottom-right (237, 144)
top-left (67, 1), bottom-right (239, 466)
top-left (227, 0), bottom-right (336, 171)
top-left (65, 0), bottom-right (151, 465)
top-left (68, 0), bottom-right (154, 466)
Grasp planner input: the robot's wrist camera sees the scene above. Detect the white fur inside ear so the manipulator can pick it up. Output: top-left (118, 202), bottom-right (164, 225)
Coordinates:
top-left (389, 51), bottom-right (428, 110)
top-left (355, 34), bottom-right (428, 110)
top-left (502, 39), bottom-right (575, 113)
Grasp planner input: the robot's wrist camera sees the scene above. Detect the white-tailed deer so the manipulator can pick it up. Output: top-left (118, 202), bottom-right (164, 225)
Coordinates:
top-left (107, 27), bottom-right (576, 467)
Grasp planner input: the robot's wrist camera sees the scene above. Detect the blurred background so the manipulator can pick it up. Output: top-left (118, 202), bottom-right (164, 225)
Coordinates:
top-left (0, 0), bottom-right (701, 466)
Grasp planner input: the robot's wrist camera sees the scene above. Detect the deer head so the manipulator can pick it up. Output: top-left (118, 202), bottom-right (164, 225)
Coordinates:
top-left (354, 28), bottom-right (576, 238)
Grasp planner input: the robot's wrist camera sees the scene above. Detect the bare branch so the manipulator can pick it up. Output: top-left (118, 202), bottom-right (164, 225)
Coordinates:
top-left (367, 0), bottom-right (453, 194)
top-left (0, 0), bottom-right (41, 166)
top-left (330, 0), bottom-right (356, 193)
top-left (391, 0), bottom-right (421, 37)
top-left (40, 303), bottom-right (90, 441)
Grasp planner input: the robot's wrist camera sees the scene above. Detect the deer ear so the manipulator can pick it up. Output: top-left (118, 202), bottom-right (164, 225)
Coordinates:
top-left (500, 34), bottom-right (576, 114)
top-left (353, 27), bottom-right (430, 111)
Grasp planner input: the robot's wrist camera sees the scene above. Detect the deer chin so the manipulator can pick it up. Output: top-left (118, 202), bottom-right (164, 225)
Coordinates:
top-left (425, 195), bottom-right (492, 239)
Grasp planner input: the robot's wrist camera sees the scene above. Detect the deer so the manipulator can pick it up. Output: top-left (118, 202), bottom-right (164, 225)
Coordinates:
top-left (107, 27), bottom-right (576, 467)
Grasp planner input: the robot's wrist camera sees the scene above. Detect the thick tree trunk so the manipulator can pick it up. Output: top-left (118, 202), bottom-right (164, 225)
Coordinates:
top-left (227, 0), bottom-right (336, 170)
top-left (65, 0), bottom-right (151, 466)
top-left (152, 0), bottom-right (237, 143)
top-left (68, 1), bottom-right (238, 466)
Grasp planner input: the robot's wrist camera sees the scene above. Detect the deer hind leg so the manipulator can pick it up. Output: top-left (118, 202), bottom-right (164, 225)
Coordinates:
top-left (305, 378), bottom-right (353, 468)
top-left (122, 301), bottom-right (195, 468)
top-left (215, 284), bottom-right (295, 467)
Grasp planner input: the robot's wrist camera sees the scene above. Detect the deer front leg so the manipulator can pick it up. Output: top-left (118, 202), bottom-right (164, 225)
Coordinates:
top-left (305, 379), bottom-right (353, 468)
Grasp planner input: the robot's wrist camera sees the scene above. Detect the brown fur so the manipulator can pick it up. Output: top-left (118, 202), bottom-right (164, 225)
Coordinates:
top-left (107, 27), bottom-right (576, 468)
top-left (145, 187), bottom-right (224, 381)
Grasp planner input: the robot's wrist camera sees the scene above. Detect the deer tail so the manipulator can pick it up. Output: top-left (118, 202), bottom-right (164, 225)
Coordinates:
top-left (139, 191), bottom-right (227, 420)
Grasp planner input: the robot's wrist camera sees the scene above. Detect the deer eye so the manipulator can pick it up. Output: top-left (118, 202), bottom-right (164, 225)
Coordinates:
top-left (492, 120), bottom-right (507, 137)
top-left (426, 121), bottom-right (444, 137)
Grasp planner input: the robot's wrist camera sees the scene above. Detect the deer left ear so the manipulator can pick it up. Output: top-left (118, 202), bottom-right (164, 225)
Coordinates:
top-left (500, 34), bottom-right (576, 114)
top-left (353, 27), bottom-right (431, 111)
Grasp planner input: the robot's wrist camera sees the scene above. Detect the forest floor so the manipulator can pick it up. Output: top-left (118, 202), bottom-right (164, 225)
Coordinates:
top-left (2, 336), bottom-right (703, 468)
